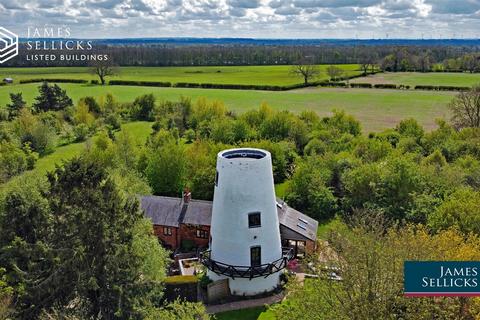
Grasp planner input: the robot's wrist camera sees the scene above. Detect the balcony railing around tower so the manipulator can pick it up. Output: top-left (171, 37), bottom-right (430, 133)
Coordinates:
top-left (199, 247), bottom-right (294, 279)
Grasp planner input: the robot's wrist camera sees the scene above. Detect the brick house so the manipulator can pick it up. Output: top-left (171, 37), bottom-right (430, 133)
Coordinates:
top-left (141, 194), bottom-right (318, 258)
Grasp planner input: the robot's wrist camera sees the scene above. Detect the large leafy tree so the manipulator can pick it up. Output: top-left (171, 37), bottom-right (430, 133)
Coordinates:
top-left (145, 140), bottom-right (186, 196)
top-left (0, 158), bottom-right (167, 319)
top-left (270, 217), bottom-right (480, 320)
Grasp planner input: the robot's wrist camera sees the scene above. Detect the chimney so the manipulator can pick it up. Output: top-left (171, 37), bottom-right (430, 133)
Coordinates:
top-left (183, 188), bottom-right (191, 203)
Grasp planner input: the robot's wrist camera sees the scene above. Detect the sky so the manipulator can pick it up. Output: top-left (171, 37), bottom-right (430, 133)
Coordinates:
top-left (1, 0), bottom-right (480, 39)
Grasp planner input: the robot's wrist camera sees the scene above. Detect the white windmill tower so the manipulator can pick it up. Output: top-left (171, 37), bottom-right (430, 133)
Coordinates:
top-left (201, 148), bottom-right (293, 296)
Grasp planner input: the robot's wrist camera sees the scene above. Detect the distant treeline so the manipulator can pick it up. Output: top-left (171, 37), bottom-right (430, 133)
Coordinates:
top-left (5, 43), bottom-right (479, 70)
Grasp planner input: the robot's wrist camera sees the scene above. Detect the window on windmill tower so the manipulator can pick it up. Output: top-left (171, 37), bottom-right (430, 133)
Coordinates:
top-left (250, 246), bottom-right (261, 266)
top-left (215, 170), bottom-right (219, 186)
top-left (248, 212), bottom-right (261, 228)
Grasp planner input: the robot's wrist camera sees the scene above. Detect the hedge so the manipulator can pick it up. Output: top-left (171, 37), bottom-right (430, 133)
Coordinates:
top-left (19, 78), bottom-right (88, 84)
top-left (90, 80), bottom-right (99, 85)
top-left (164, 275), bottom-right (198, 284)
top-left (414, 85), bottom-right (470, 91)
top-left (109, 80), bottom-right (172, 87)
top-left (174, 82), bottom-right (308, 91)
top-left (350, 83), bottom-right (373, 88)
top-left (319, 82), bottom-right (347, 87)
top-left (373, 84), bottom-right (398, 89)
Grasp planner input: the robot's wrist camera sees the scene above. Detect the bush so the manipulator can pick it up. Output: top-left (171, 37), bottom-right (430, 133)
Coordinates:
top-left (130, 94), bottom-right (156, 121)
top-left (73, 124), bottom-right (90, 142)
top-left (184, 129), bottom-right (196, 143)
top-left (198, 274), bottom-right (212, 290)
top-left (104, 113), bottom-right (121, 130)
top-left (0, 141), bottom-right (37, 182)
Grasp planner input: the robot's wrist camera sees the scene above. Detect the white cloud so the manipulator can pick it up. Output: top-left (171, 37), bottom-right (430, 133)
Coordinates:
top-left (1, 0), bottom-right (479, 38)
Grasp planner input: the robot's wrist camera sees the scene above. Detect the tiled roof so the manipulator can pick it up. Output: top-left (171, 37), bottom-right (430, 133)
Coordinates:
top-left (140, 195), bottom-right (318, 241)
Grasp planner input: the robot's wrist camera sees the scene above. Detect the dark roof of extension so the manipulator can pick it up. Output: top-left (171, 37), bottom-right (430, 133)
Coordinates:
top-left (276, 198), bottom-right (318, 241)
top-left (140, 195), bottom-right (318, 241)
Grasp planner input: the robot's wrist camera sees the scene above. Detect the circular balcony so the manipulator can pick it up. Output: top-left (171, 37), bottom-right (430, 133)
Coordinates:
top-left (199, 247), bottom-right (294, 280)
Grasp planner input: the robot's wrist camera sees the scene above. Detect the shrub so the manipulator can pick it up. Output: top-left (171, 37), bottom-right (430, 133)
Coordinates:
top-left (73, 124), bottom-right (90, 142)
top-left (104, 113), bottom-right (121, 130)
top-left (184, 129), bottom-right (196, 143)
top-left (0, 141), bottom-right (34, 182)
top-left (198, 274), bottom-right (212, 290)
top-left (130, 94), bottom-right (156, 121)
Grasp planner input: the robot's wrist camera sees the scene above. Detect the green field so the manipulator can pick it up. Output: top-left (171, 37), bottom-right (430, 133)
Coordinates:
top-left (0, 83), bottom-right (454, 132)
top-left (351, 72), bottom-right (480, 87)
top-left (0, 65), bottom-right (361, 86)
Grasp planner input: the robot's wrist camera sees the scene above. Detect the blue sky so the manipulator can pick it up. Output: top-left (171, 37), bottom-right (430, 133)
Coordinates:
top-left (1, 0), bottom-right (479, 39)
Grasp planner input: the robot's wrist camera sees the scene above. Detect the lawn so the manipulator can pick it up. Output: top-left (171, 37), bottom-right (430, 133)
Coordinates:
top-left (0, 65), bottom-right (361, 86)
top-left (215, 306), bottom-right (275, 320)
top-left (351, 72), bottom-right (480, 87)
top-left (0, 83), bottom-right (455, 132)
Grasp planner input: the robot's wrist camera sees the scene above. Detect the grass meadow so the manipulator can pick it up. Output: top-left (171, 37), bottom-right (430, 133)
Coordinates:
top-left (0, 83), bottom-right (454, 132)
top-left (0, 65), bottom-right (361, 86)
top-left (351, 72), bottom-right (480, 87)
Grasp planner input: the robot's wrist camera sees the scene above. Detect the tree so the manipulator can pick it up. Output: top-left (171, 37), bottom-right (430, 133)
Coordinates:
top-left (0, 158), bottom-right (169, 319)
top-left (449, 86), bottom-right (480, 129)
top-left (285, 156), bottom-right (338, 220)
top-left (147, 300), bottom-right (210, 320)
top-left (146, 141), bottom-right (186, 196)
top-left (428, 187), bottom-right (480, 234)
top-left (130, 94), bottom-right (156, 121)
top-left (78, 96), bottom-right (101, 115)
top-left (270, 218), bottom-right (480, 320)
top-left (13, 109), bottom-right (57, 155)
top-left (326, 65), bottom-right (344, 81)
top-left (89, 59), bottom-right (118, 85)
top-left (32, 82), bottom-right (73, 112)
top-left (6, 93), bottom-right (26, 120)
top-left (73, 100), bottom-right (95, 126)
top-left (0, 141), bottom-right (37, 183)
top-left (290, 60), bottom-right (320, 85)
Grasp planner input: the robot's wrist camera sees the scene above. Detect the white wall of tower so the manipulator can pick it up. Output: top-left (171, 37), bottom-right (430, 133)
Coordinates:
top-left (208, 148), bottom-right (282, 295)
